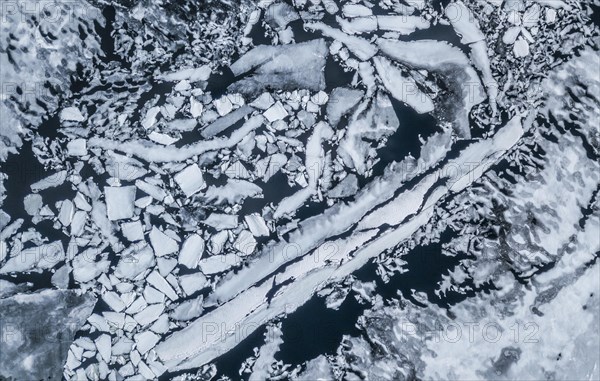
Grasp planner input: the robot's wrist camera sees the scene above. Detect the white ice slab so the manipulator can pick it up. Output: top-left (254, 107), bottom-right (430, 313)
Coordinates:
top-left (60, 106), bottom-right (85, 122)
top-left (147, 271), bottom-right (178, 300)
top-left (178, 234), bottom-right (205, 269)
top-left (105, 186), bottom-right (136, 221)
top-left (263, 102), bottom-right (288, 122)
top-left (67, 138), bottom-right (88, 156)
top-left (233, 230), bottom-right (257, 256)
top-left (121, 220), bottom-right (144, 242)
top-left (149, 227), bottom-right (179, 257)
top-left (174, 164), bottom-right (205, 197)
top-left (203, 213), bottom-right (238, 230)
top-left (244, 214), bottom-right (270, 237)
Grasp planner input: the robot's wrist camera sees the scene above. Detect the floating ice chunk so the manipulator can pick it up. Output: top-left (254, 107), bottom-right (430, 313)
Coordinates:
top-left (174, 164), bottom-right (205, 197)
top-left (105, 186), bottom-right (136, 221)
top-left (90, 115), bottom-right (265, 163)
top-left (203, 179), bottom-right (263, 205)
top-left (135, 179), bottom-right (167, 202)
top-left (142, 106), bottom-right (161, 129)
top-left (342, 3), bottom-right (372, 17)
top-left (103, 312), bottom-right (126, 330)
top-left (378, 38), bottom-right (471, 72)
top-left (265, 2), bottom-right (299, 28)
top-left (204, 213), bottom-right (238, 230)
top-left (134, 304), bottom-right (164, 326)
top-left (171, 297), bottom-right (204, 321)
top-left (444, 2), bottom-right (485, 44)
top-left (228, 40), bottom-right (328, 95)
top-left (233, 230), bottom-right (257, 256)
top-left (469, 40), bottom-right (498, 115)
top-left (249, 325), bottom-right (284, 381)
top-left (58, 199), bottom-right (75, 226)
top-left (0, 241), bottom-right (65, 273)
top-left (119, 363), bottom-right (135, 377)
top-left (224, 160), bottom-right (253, 179)
top-left (24, 194), bottom-right (43, 216)
top-left (179, 273), bottom-right (208, 295)
top-left (60, 106), bottom-right (85, 122)
top-left (103, 291), bottom-right (126, 312)
top-left (377, 15), bottom-right (430, 34)
top-left (514, 38), bottom-right (530, 57)
top-left (373, 56), bottom-right (434, 114)
top-left (135, 331), bottom-right (160, 355)
top-left (115, 244), bottom-right (155, 280)
top-left (178, 234), bottom-right (205, 269)
top-left (244, 214), bottom-right (270, 237)
top-left (31, 170), bottom-right (67, 192)
top-left (159, 66), bottom-right (211, 82)
top-left (296, 356), bottom-right (334, 381)
top-left (0, 290), bottom-right (95, 380)
top-left (198, 254), bottom-right (241, 275)
top-left (147, 271), bottom-right (178, 300)
top-left (73, 249), bottom-right (110, 283)
top-left (311, 90), bottom-right (329, 106)
top-left (250, 92), bottom-right (275, 110)
top-left (210, 231), bottom-right (228, 255)
top-left (503, 26), bottom-right (521, 45)
top-left (322, 0), bottom-right (339, 13)
top-left (535, 0), bottom-right (570, 9)
top-left (337, 16), bottom-right (377, 34)
top-left (201, 105), bottom-right (254, 138)
top-left (214, 96), bottom-right (233, 116)
top-left (88, 313), bottom-right (110, 332)
top-left (263, 102), bottom-right (288, 122)
top-left (74, 192), bottom-right (92, 211)
top-left (274, 122), bottom-right (333, 218)
top-left (106, 153), bottom-right (147, 181)
top-left (546, 8), bottom-right (557, 23)
top-left (257, 153), bottom-right (287, 182)
top-left (67, 138), bottom-right (88, 156)
top-left (157, 257), bottom-right (177, 277)
top-left (126, 296), bottom-right (147, 315)
top-left (338, 93), bottom-right (399, 173)
top-left (445, 1), bottom-right (498, 114)
top-left (148, 131), bottom-right (179, 146)
top-left (377, 38), bottom-right (485, 138)
top-left (190, 97), bottom-right (204, 118)
top-left (95, 334), bottom-right (112, 363)
top-left (121, 220), bottom-right (144, 242)
top-left (174, 80), bottom-right (191, 92)
top-left (150, 314), bottom-right (170, 334)
top-left (305, 22), bottom-right (377, 61)
top-left (149, 227), bottom-right (179, 257)
top-left (326, 87), bottom-right (363, 127)
top-left (51, 264), bottom-right (70, 289)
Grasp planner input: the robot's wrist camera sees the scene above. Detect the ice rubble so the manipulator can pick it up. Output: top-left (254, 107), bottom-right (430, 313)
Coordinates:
top-left (89, 115), bottom-right (266, 162)
top-left (154, 115), bottom-right (525, 370)
top-left (1, 0), bottom-right (595, 379)
top-left (228, 39), bottom-right (328, 95)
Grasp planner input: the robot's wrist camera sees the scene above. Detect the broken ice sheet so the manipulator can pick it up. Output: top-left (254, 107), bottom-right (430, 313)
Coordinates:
top-left (2, 1), bottom-right (598, 380)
